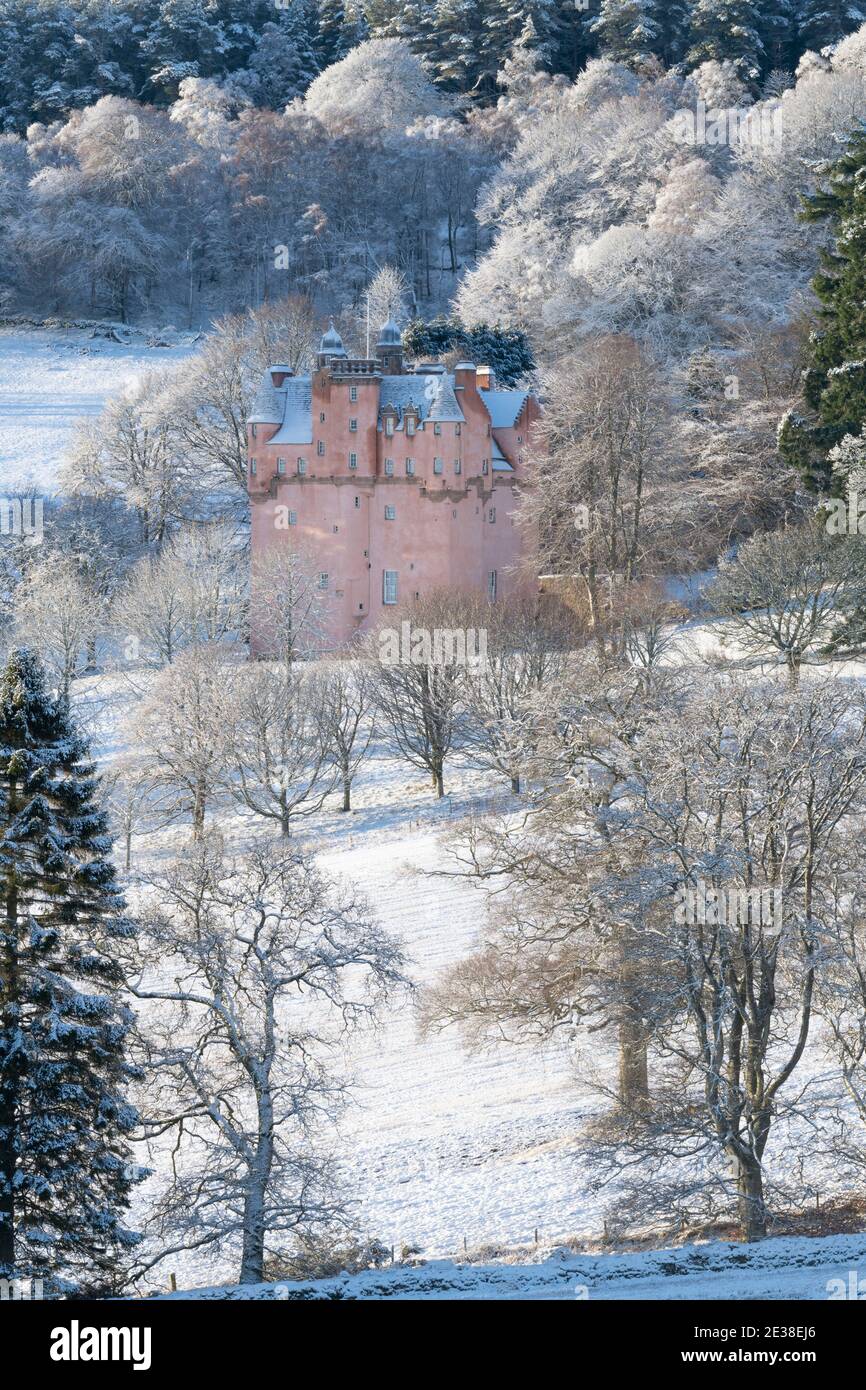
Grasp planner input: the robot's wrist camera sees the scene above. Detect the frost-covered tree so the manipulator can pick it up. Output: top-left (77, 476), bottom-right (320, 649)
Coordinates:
top-left (304, 37), bottom-right (445, 135)
top-left (13, 555), bottom-right (103, 706)
top-left (0, 648), bottom-right (141, 1291)
top-left (130, 839), bottom-right (404, 1285)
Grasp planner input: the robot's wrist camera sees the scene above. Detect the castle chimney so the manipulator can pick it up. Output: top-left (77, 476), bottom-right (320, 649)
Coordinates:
top-left (476, 365), bottom-right (494, 390)
top-left (270, 364), bottom-right (293, 387)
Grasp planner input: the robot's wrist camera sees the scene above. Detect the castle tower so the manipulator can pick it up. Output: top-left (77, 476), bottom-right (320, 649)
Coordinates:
top-left (377, 319), bottom-right (403, 375)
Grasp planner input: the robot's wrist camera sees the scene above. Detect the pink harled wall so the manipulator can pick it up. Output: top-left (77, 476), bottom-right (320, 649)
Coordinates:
top-left (248, 363), bottom-right (540, 652)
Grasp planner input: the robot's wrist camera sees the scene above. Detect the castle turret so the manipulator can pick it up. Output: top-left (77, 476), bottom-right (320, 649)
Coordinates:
top-left (377, 318), bottom-right (403, 375)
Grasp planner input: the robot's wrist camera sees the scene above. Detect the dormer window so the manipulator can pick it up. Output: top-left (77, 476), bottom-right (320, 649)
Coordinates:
top-left (406, 416), bottom-right (416, 437)
top-left (385, 417), bottom-right (395, 437)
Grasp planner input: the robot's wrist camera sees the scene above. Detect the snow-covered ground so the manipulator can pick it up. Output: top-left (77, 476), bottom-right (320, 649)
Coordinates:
top-left (0, 327), bottom-right (194, 495)
top-left (156, 1232), bottom-right (866, 1301)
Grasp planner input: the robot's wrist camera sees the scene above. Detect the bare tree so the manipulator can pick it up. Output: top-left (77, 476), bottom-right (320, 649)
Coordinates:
top-left (134, 643), bottom-right (234, 838)
top-left (708, 520), bottom-right (866, 683)
top-left (315, 658), bottom-right (375, 812)
top-left (251, 545), bottom-right (331, 665)
top-left (129, 840), bottom-right (405, 1286)
top-left (114, 525), bottom-right (247, 669)
top-left (14, 553), bottom-right (103, 705)
top-left (226, 663), bottom-right (334, 836)
top-left (370, 592), bottom-right (468, 798)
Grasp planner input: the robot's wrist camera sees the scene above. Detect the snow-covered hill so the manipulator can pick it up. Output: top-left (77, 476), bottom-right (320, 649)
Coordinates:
top-left (0, 327), bottom-right (195, 494)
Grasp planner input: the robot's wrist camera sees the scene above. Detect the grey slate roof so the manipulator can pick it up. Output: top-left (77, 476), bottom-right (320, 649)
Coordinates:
top-left (480, 388), bottom-right (529, 428)
top-left (269, 378), bottom-right (313, 445)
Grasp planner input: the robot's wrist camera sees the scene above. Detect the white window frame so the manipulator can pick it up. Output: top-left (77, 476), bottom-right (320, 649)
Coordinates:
top-left (318, 572), bottom-right (329, 591)
top-left (433, 457), bottom-right (443, 475)
top-left (350, 385), bottom-right (358, 402)
top-left (384, 504), bottom-right (396, 521)
top-left (405, 458), bottom-right (415, 476)
top-left (297, 458), bottom-right (307, 475)
top-left (383, 570), bottom-right (398, 605)
top-left (349, 452), bottom-right (358, 469)
top-left (316, 440), bottom-right (325, 456)
top-left (384, 458), bottom-right (394, 476)
top-left (277, 457), bottom-right (286, 474)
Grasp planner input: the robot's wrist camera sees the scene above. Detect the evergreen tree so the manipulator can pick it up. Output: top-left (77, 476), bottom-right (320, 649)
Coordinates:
top-left (245, 4), bottom-right (321, 108)
top-left (779, 125), bottom-right (866, 492)
top-left (759, 0), bottom-right (796, 73)
top-left (591, 0), bottom-right (664, 68)
top-left (403, 316), bottom-right (536, 386)
top-left (0, 648), bottom-right (141, 1292)
top-left (316, 0), bottom-right (367, 68)
top-left (686, 0), bottom-right (765, 85)
top-left (797, 0), bottom-right (866, 53)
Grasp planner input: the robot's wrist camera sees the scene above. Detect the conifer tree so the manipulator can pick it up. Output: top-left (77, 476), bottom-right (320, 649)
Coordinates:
top-left (686, 0), bottom-right (765, 84)
top-left (0, 648), bottom-right (141, 1293)
top-left (591, 0), bottom-right (663, 68)
top-left (315, 0), bottom-right (367, 68)
top-left (779, 125), bottom-right (866, 492)
top-left (797, 0), bottom-right (866, 53)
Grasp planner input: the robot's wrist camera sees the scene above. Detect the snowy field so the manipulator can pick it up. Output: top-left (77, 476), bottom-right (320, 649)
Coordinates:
top-left (0, 327), bottom-right (195, 495)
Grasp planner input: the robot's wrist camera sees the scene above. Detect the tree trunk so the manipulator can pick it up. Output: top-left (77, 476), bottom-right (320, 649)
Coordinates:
top-left (511, 774), bottom-right (521, 794)
top-left (618, 1009), bottom-right (649, 1112)
top-left (734, 1153), bottom-right (767, 1242)
top-left (0, 780), bottom-right (18, 1270)
top-left (192, 780), bottom-right (206, 840)
top-left (341, 772), bottom-right (351, 812)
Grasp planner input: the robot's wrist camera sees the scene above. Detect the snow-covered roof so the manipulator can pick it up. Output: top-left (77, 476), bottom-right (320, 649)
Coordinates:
top-left (480, 388), bottom-right (529, 429)
top-left (249, 376), bottom-right (284, 425)
top-left (268, 379), bottom-right (313, 445)
top-left (491, 438), bottom-right (513, 472)
top-left (379, 373), bottom-right (465, 427)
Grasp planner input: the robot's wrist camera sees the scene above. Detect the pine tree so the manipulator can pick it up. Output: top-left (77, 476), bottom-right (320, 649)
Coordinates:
top-left (779, 125), bottom-right (866, 492)
top-left (686, 0), bottom-right (765, 84)
top-left (759, 0), bottom-right (797, 73)
top-left (591, 0), bottom-right (664, 68)
top-left (797, 0), bottom-right (866, 53)
top-left (315, 0), bottom-right (367, 68)
top-left (0, 648), bottom-right (141, 1293)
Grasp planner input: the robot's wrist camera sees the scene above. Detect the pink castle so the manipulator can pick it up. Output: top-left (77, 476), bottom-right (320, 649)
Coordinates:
top-left (246, 319), bottom-right (540, 650)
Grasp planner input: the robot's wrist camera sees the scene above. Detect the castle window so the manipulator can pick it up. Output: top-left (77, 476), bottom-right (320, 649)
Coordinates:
top-left (406, 417), bottom-right (415, 437)
top-left (297, 458), bottom-right (307, 475)
top-left (489, 507), bottom-right (496, 523)
top-left (349, 418), bottom-right (358, 433)
top-left (320, 412), bottom-right (325, 422)
top-left (385, 505), bottom-right (396, 521)
top-left (384, 458), bottom-right (394, 476)
top-left (318, 573), bottom-right (329, 590)
top-left (434, 422), bottom-right (441, 436)
top-left (333, 525), bottom-right (339, 533)
top-left (482, 460), bottom-right (489, 475)
top-left (354, 496), bottom-right (360, 508)
top-left (455, 459), bottom-right (462, 475)
top-left (433, 457), bottom-right (443, 475)
top-left (349, 452), bottom-right (358, 469)
top-left (251, 424), bottom-right (257, 439)
top-left (288, 510), bottom-right (297, 525)
top-left (277, 457), bottom-right (286, 474)
top-left (350, 386), bottom-right (358, 402)
top-left (250, 459), bottom-right (257, 476)
top-left (317, 441), bottom-right (325, 456)
top-left (383, 570), bottom-right (398, 605)
top-left (455, 423), bottom-right (461, 437)
top-left (488, 571), bottom-right (497, 601)
top-left (405, 459), bottom-right (415, 476)
top-left (385, 417), bottom-right (394, 437)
